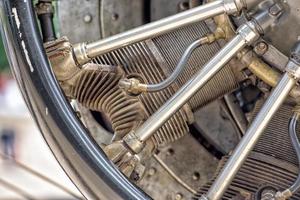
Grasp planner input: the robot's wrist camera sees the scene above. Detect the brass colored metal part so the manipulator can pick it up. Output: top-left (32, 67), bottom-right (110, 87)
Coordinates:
top-left (207, 0), bottom-right (236, 43)
top-left (239, 50), bottom-right (300, 99)
top-left (45, 36), bottom-right (81, 81)
top-left (104, 136), bottom-right (155, 181)
top-left (275, 189), bottom-right (293, 200)
top-left (248, 57), bottom-right (280, 87)
top-left (46, 38), bottom-right (148, 140)
top-left (119, 78), bottom-right (148, 94)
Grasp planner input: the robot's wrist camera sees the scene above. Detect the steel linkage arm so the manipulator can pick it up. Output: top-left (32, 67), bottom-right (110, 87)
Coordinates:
top-left (72, 0), bottom-right (259, 65)
top-left (203, 41), bottom-right (300, 200)
top-left (104, 2), bottom-right (284, 180)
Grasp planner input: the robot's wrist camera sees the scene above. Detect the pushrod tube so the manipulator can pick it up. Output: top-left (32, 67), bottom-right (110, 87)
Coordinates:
top-left (73, 0), bottom-right (242, 64)
top-left (134, 22), bottom-right (259, 142)
top-left (205, 73), bottom-right (296, 200)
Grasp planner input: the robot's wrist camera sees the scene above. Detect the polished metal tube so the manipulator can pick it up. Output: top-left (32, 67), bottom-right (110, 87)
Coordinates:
top-left (205, 73), bottom-right (296, 200)
top-left (73, 0), bottom-right (240, 64)
top-left (134, 22), bottom-right (259, 142)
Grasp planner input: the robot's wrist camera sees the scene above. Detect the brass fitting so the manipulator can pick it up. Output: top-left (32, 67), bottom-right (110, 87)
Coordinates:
top-left (239, 49), bottom-right (300, 99)
top-left (206, 0), bottom-right (236, 43)
top-left (45, 36), bottom-right (81, 81)
top-left (119, 78), bottom-right (148, 95)
top-left (275, 189), bottom-right (293, 200)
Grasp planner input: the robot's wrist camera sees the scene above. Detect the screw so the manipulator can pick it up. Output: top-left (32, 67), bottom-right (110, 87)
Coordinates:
top-left (192, 172), bottom-right (201, 181)
top-left (130, 171), bottom-right (140, 182)
top-left (269, 4), bottom-right (283, 16)
top-left (255, 42), bottom-right (268, 55)
top-left (178, 1), bottom-right (189, 12)
top-left (175, 193), bottom-right (183, 200)
top-left (83, 14), bottom-right (92, 23)
top-left (166, 148), bottom-right (174, 156)
top-left (148, 167), bottom-right (156, 176)
top-left (112, 13), bottom-right (119, 21)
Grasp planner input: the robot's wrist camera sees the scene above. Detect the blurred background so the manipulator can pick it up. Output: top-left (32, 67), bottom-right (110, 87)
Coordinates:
top-left (0, 37), bottom-right (83, 199)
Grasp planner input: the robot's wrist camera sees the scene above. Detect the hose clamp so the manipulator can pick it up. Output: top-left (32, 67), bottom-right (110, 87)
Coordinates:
top-left (291, 41), bottom-right (300, 65)
top-left (237, 21), bottom-right (260, 45)
top-left (224, 0), bottom-right (240, 14)
top-left (73, 42), bottom-right (90, 65)
top-left (286, 61), bottom-right (300, 80)
top-left (123, 131), bottom-right (145, 154)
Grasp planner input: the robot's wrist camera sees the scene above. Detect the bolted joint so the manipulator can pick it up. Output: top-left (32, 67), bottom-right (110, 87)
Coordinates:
top-left (123, 131), bottom-right (145, 154)
top-left (73, 42), bottom-right (90, 65)
top-left (35, 1), bottom-right (53, 15)
top-left (291, 41), bottom-right (300, 65)
top-left (224, 0), bottom-right (260, 15)
top-left (251, 2), bottom-right (284, 35)
top-left (237, 2), bottom-right (284, 45)
top-left (119, 78), bottom-right (147, 94)
top-left (224, 0), bottom-right (241, 15)
top-left (275, 189), bottom-right (293, 200)
top-left (286, 60), bottom-right (300, 80)
top-left (237, 21), bottom-right (260, 45)
top-left (286, 42), bottom-right (300, 80)
top-left (45, 36), bottom-right (81, 81)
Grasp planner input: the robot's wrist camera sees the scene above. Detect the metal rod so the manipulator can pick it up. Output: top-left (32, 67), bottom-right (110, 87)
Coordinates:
top-left (205, 73), bottom-right (296, 200)
top-left (133, 22), bottom-right (259, 142)
top-left (288, 113), bottom-right (300, 194)
top-left (73, 0), bottom-right (246, 64)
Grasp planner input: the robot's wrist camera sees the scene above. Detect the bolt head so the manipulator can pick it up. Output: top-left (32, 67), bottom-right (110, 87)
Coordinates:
top-left (192, 172), bottom-right (200, 181)
top-left (255, 42), bottom-right (268, 55)
top-left (83, 14), bottom-right (92, 23)
top-left (148, 167), bottom-right (156, 176)
top-left (175, 193), bottom-right (183, 200)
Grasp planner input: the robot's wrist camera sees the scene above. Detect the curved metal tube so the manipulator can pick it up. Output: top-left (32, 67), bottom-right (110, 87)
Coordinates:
top-left (275, 112), bottom-right (300, 200)
top-left (288, 113), bottom-right (300, 194)
top-left (146, 37), bottom-right (208, 92)
top-left (120, 37), bottom-right (209, 93)
top-left (0, 1), bottom-right (150, 199)
top-left (132, 21), bottom-right (260, 144)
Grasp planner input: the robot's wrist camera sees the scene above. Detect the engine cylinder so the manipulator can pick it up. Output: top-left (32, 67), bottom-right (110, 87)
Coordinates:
top-left (92, 21), bottom-right (239, 147)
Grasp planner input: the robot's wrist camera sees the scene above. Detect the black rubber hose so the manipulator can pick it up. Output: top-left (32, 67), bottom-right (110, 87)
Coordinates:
top-left (0, 0), bottom-right (150, 199)
top-left (36, 0), bottom-right (56, 42)
top-left (38, 13), bottom-right (56, 42)
top-left (288, 113), bottom-right (300, 194)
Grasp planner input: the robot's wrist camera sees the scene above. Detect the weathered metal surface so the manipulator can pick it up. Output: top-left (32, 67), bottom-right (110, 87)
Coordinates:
top-left (57, 0), bottom-right (101, 43)
top-left (139, 134), bottom-right (218, 200)
top-left (195, 152), bottom-right (300, 200)
top-left (194, 100), bottom-right (241, 154)
top-left (92, 40), bottom-right (192, 147)
top-left (263, 0), bottom-right (300, 56)
top-left (100, 0), bottom-right (145, 37)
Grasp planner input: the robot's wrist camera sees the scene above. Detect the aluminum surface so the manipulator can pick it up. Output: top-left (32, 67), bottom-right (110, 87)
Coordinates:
top-left (205, 73), bottom-right (296, 200)
top-left (73, 0), bottom-right (239, 64)
top-left (134, 22), bottom-right (259, 142)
